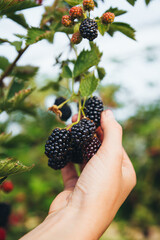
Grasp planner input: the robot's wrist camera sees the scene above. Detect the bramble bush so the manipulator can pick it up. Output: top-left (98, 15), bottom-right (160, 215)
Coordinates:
top-left (1, 0), bottom-right (158, 239)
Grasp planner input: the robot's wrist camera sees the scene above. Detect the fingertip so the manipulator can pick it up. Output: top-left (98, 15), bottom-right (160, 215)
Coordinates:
top-left (101, 110), bottom-right (114, 130)
top-left (72, 114), bottom-right (78, 123)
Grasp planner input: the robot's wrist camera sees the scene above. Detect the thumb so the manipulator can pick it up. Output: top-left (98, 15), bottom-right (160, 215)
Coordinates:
top-left (97, 110), bottom-right (123, 166)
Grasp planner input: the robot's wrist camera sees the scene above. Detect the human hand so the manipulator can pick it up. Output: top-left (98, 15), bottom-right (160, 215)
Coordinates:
top-left (20, 110), bottom-right (136, 240)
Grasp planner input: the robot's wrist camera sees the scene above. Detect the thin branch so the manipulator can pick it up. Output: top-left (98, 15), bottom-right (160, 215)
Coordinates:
top-left (0, 45), bottom-right (29, 86)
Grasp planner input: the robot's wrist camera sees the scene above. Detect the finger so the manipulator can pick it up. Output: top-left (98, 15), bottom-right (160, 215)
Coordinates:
top-left (96, 126), bottom-right (104, 143)
top-left (98, 110), bottom-right (123, 165)
top-left (122, 148), bottom-right (137, 189)
top-left (61, 162), bottom-right (78, 190)
top-left (72, 114), bottom-right (78, 123)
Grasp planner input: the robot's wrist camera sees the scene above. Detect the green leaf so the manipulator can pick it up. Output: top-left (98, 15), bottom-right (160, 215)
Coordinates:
top-left (7, 13), bottom-right (29, 28)
top-left (80, 72), bottom-right (99, 97)
top-left (108, 22), bottom-right (136, 40)
top-left (7, 78), bottom-right (25, 99)
top-left (0, 56), bottom-right (10, 71)
top-left (97, 19), bottom-right (110, 36)
top-left (105, 7), bottom-right (127, 16)
top-left (64, 0), bottom-right (83, 6)
top-left (0, 0), bottom-right (38, 16)
top-left (26, 27), bottom-right (54, 45)
top-left (0, 38), bottom-right (11, 44)
top-left (97, 67), bottom-right (106, 80)
top-left (0, 88), bottom-right (35, 113)
top-left (12, 65), bottom-right (39, 80)
top-left (9, 88), bottom-right (35, 105)
top-left (145, 0), bottom-right (152, 5)
top-left (11, 41), bottom-right (22, 51)
top-left (0, 157), bottom-right (33, 178)
top-left (73, 43), bottom-right (102, 77)
top-left (61, 65), bottom-right (72, 79)
top-left (126, 0), bottom-right (137, 6)
top-left (0, 133), bottom-right (11, 145)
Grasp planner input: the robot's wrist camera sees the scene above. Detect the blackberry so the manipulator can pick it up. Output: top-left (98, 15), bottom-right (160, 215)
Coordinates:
top-left (71, 31), bottom-right (82, 45)
top-left (101, 12), bottom-right (115, 24)
top-left (83, 137), bottom-right (101, 162)
top-left (62, 15), bottom-right (73, 27)
top-left (84, 96), bottom-right (104, 128)
top-left (83, 0), bottom-right (95, 11)
top-left (54, 97), bottom-right (72, 121)
top-left (71, 145), bottom-right (83, 164)
top-left (45, 128), bottom-right (71, 170)
top-left (79, 18), bottom-right (98, 41)
top-left (69, 6), bottom-right (83, 19)
top-left (0, 203), bottom-right (11, 227)
top-left (71, 118), bottom-right (96, 146)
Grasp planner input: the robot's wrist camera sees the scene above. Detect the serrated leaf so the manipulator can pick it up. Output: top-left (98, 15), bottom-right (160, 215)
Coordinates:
top-left (126, 0), bottom-right (137, 6)
top-left (105, 7), bottom-right (127, 16)
top-left (7, 78), bottom-right (25, 99)
top-left (65, 0), bottom-right (83, 6)
top-left (97, 20), bottom-right (110, 36)
top-left (0, 157), bottom-right (33, 178)
top-left (108, 22), bottom-right (136, 40)
top-left (0, 88), bottom-right (34, 113)
top-left (7, 13), bottom-right (29, 28)
top-left (0, 0), bottom-right (38, 16)
top-left (61, 65), bottom-right (72, 79)
top-left (80, 72), bottom-right (99, 97)
top-left (12, 65), bottom-right (39, 80)
top-left (73, 43), bottom-right (102, 78)
top-left (26, 27), bottom-right (54, 45)
top-left (97, 67), bottom-right (106, 80)
top-left (9, 88), bottom-right (35, 105)
top-left (0, 56), bottom-right (10, 71)
top-left (11, 41), bottom-right (22, 51)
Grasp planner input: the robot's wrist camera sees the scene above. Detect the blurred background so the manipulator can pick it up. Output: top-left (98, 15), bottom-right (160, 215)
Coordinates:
top-left (0, 0), bottom-right (160, 239)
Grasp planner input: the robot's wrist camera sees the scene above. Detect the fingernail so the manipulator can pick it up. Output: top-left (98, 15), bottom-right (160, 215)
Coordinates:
top-left (105, 110), bottom-right (114, 119)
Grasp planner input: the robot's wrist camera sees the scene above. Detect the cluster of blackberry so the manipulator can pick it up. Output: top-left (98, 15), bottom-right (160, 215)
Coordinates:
top-left (45, 96), bottom-right (104, 170)
top-left (61, 0), bottom-right (115, 44)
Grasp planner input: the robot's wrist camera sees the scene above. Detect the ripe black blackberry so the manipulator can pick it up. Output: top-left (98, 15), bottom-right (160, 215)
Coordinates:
top-left (79, 18), bottom-right (98, 41)
top-left (54, 97), bottom-right (72, 121)
top-left (71, 118), bottom-right (96, 146)
top-left (84, 96), bottom-right (104, 128)
top-left (83, 137), bottom-right (101, 162)
top-left (0, 203), bottom-right (11, 227)
top-left (71, 145), bottom-right (83, 164)
top-left (45, 128), bottom-right (71, 170)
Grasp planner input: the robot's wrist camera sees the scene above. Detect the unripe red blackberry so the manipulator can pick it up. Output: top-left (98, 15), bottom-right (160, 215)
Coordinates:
top-left (0, 228), bottom-right (6, 240)
top-left (69, 6), bottom-right (83, 19)
top-left (84, 96), bottom-right (104, 128)
top-left (71, 31), bottom-right (82, 45)
top-left (71, 118), bottom-right (96, 146)
top-left (45, 128), bottom-right (71, 170)
top-left (1, 181), bottom-right (14, 193)
top-left (83, 0), bottom-right (94, 11)
top-left (62, 15), bottom-right (73, 27)
top-left (0, 203), bottom-right (11, 228)
top-left (101, 12), bottom-right (115, 24)
top-left (83, 137), bottom-right (101, 162)
top-left (79, 18), bottom-right (98, 41)
top-left (54, 97), bottom-right (72, 121)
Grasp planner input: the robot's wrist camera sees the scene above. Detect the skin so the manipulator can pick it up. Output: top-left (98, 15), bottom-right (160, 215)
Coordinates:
top-left (20, 110), bottom-right (136, 240)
